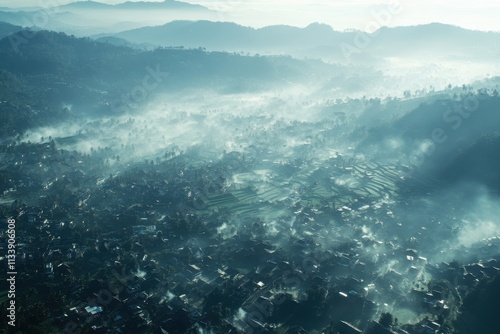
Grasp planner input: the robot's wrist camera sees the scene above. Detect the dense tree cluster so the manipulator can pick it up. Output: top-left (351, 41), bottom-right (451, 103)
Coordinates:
top-left (0, 29), bottom-right (317, 137)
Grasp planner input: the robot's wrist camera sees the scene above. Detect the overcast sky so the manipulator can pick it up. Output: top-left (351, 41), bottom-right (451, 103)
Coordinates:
top-left (1, 0), bottom-right (499, 31)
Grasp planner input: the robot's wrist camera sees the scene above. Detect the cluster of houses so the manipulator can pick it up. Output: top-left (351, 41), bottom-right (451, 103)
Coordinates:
top-left (1, 134), bottom-right (499, 334)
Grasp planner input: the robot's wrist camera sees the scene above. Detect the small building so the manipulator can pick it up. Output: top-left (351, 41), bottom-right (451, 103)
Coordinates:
top-left (85, 306), bottom-right (103, 315)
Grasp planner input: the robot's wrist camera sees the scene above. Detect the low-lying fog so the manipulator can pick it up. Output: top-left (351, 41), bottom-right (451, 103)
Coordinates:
top-left (13, 44), bottom-right (500, 326)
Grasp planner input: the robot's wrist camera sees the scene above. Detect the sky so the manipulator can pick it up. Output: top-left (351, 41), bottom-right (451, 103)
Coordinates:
top-left (1, 0), bottom-right (500, 32)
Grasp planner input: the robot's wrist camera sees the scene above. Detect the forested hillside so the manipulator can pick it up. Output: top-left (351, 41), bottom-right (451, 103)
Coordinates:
top-left (0, 29), bottom-right (327, 136)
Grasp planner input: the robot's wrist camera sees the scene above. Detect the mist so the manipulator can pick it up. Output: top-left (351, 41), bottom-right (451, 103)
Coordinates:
top-left (1, 2), bottom-right (500, 334)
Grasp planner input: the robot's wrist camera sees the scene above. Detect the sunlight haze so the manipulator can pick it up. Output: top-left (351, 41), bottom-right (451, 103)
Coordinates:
top-left (1, 0), bottom-right (499, 31)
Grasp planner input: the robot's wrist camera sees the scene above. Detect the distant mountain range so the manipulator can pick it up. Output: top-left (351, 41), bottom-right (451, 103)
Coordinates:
top-left (0, 1), bottom-right (219, 35)
top-left (1, 1), bottom-right (499, 62)
top-left (59, 0), bottom-right (210, 12)
top-left (109, 21), bottom-right (500, 62)
top-left (111, 21), bottom-right (345, 53)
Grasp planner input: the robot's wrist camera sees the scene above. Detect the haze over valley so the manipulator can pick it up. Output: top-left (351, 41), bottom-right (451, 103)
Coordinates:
top-left (1, 1), bottom-right (500, 333)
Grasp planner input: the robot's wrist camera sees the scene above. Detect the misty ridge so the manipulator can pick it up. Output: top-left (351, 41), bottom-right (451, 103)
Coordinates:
top-left (1, 1), bottom-right (500, 334)
top-left (0, 0), bottom-right (219, 34)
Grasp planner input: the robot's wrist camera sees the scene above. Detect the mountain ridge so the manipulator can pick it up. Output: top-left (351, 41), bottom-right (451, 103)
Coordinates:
top-left (59, 0), bottom-right (211, 11)
top-left (110, 21), bottom-right (500, 60)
